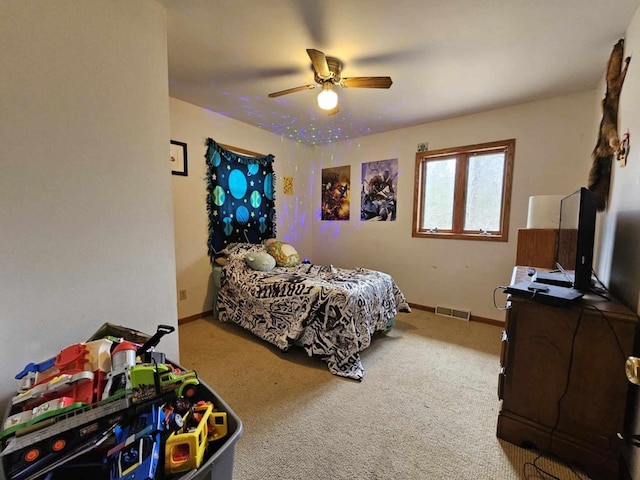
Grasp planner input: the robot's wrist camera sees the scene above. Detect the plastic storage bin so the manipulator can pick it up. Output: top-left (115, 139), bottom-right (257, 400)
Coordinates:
top-left (170, 376), bottom-right (242, 480)
top-left (0, 324), bottom-right (243, 480)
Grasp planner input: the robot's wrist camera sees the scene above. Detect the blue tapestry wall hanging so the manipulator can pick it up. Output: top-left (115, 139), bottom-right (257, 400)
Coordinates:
top-left (206, 138), bottom-right (276, 261)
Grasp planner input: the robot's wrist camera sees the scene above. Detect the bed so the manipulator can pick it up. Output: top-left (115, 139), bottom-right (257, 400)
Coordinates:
top-left (213, 243), bottom-right (411, 380)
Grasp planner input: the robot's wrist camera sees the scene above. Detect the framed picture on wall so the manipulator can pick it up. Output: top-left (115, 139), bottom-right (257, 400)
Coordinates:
top-left (170, 140), bottom-right (188, 176)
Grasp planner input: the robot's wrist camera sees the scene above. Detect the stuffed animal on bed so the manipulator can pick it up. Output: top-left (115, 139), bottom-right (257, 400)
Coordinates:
top-left (245, 251), bottom-right (276, 271)
top-left (263, 239), bottom-right (301, 267)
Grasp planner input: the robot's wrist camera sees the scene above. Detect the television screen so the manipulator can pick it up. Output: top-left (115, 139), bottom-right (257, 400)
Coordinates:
top-left (555, 187), bottom-right (597, 292)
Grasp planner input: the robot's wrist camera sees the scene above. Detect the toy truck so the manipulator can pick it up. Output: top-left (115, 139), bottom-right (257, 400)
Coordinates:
top-left (0, 338), bottom-right (115, 445)
top-left (2, 397), bottom-right (84, 439)
top-left (107, 403), bottom-right (169, 480)
top-left (128, 363), bottom-right (199, 404)
top-left (2, 396), bottom-right (129, 480)
top-left (11, 339), bottom-right (113, 410)
top-left (164, 401), bottom-right (228, 475)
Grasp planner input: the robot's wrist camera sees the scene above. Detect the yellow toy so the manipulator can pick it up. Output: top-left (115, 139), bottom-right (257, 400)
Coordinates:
top-left (164, 401), bottom-right (228, 474)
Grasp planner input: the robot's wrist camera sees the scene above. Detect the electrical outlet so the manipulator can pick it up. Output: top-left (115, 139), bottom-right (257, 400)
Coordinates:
top-left (179, 289), bottom-right (187, 301)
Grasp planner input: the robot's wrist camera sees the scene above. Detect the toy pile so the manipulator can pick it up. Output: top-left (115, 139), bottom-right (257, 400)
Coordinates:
top-left (0, 324), bottom-right (229, 480)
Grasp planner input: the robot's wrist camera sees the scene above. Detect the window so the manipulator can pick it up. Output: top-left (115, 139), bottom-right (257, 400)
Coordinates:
top-left (412, 139), bottom-right (515, 241)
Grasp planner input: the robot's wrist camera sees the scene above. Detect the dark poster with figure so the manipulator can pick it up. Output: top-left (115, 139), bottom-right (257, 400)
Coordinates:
top-left (206, 139), bottom-right (276, 259)
top-left (361, 159), bottom-right (398, 221)
top-left (321, 165), bottom-right (350, 220)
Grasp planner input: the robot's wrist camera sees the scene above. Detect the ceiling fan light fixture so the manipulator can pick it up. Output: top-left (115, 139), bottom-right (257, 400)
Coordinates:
top-left (317, 83), bottom-right (338, 110)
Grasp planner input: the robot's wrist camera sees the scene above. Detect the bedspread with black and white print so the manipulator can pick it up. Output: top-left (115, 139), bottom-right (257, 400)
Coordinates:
top-left (216, 243), bottom-right (411, 380)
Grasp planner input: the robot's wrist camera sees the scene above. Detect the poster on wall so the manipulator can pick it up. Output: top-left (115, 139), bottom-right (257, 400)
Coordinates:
top-left (361, 158), bottom-right (398, 221)
top-left (283, 176), bottom-right (294, 195)
top-left (321, 165), bottom-right (350, 220)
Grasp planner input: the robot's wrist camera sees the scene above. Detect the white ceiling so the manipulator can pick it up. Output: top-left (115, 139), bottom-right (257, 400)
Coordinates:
top-left (164, 0), bottom-right (639, 146)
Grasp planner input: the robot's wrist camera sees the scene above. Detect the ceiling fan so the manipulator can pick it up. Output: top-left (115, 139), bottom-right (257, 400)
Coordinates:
top-left (268, 49), bottom-right (393, 115)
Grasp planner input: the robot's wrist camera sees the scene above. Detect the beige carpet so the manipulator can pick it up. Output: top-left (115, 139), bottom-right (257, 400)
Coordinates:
top-left (178, 309), bottom-right (590, 480)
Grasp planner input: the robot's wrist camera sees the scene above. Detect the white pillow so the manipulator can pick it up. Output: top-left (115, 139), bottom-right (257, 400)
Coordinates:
top-left (245, 251), bottom-right (276, 271)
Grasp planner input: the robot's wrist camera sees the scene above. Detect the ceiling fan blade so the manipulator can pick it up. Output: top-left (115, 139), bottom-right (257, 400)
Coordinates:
top-left (341, 77), bottom-right (393, 89)
top-left (306, 48), bottom-right (330, 78)
top-left (268, 84), bottom-right (317, 98)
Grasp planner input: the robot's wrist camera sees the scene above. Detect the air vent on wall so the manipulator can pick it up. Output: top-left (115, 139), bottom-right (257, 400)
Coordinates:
top-left (435, 305), bottom-right (471, 321)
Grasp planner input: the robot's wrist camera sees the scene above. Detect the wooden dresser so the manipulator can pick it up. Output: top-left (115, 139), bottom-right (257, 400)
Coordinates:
top-left (497, 267), bottom-right (638, 479)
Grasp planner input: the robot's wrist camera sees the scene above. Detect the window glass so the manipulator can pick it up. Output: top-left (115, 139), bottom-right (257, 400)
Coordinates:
top-left (464, 152), bottom-right (504, 231)
top-left (421, 158), bottom-right (455, 230)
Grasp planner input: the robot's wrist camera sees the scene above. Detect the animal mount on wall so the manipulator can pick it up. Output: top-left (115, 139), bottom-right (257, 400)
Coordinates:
top-left (587, 39), bottom-right (631, 211)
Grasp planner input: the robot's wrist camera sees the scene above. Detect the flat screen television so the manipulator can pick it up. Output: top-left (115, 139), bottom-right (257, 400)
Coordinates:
top-left (555, 187), bottom-right (597, 292)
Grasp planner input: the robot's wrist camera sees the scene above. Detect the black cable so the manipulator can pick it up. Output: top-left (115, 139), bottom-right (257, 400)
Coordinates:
top-left (521, 301), bottom-right (633, 478)
top-left (575, 301), bottom-right (637, 474)
top-left (493, 285), bottom-right (537, 311)
top-left (545, 309), bottom-right (584, 473)
top-left (493, 286), bottom-right (512, 311)
top-left (523, 452), bottom-right (586, 479)
top-left (522, 308), bottom-right (589, 480)
top-left (582, 302), bottom-right (628, 362)
top-left (523, 452), bottom-right (562, 479)
top-left (589, 287), bottom-right (611, 301)
top-left (561, 302), bottom-right (633, 473)
top-left (591, 268), bottom-right (610, 294)
top-left (589, 269), bottom-right (612, 300)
